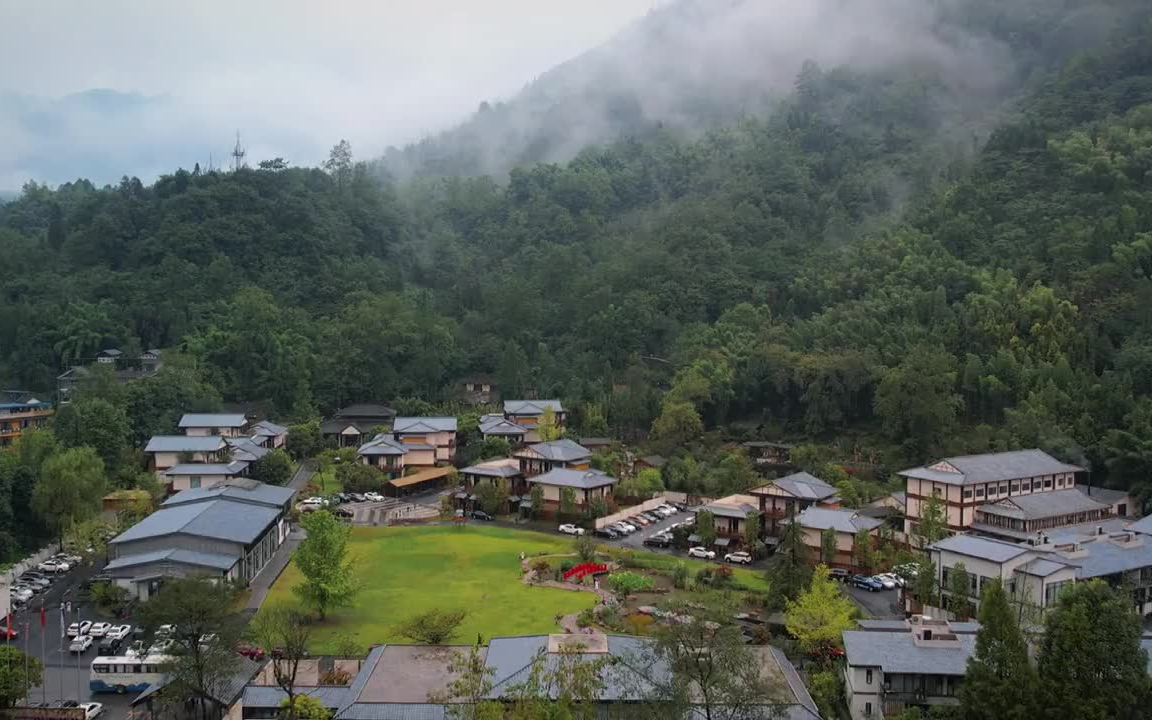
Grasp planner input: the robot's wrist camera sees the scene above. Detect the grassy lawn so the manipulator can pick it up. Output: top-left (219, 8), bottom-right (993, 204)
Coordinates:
top-left (604, 547), bottom-right (769, 593)
top-left (310, 466), bottom-right (342, 494)
top-left (263, 525), bottom-right (597, 652)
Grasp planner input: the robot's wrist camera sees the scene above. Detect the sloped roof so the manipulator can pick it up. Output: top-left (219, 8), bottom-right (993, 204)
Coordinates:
top-left (1017, 558), bottom-right (1074, 578)
top-left (111, 499), bottom-right (280, 545)
top-left (485, 635), bottom-right (660, 701)
top-left (843, 630), bottom-right (975, 675)
top-left (479, 416), bottom-right (527, 435)
top-left (771, 471), bottom-right (839, 500)
top-left (1076, 485), bottom-right (1131, 505)
top-left (504, 399), bottom-right (563, 416)
top-left (978, 488), bottom-right (1108, 521)
top-left (898, 449), bottom-right (1083, 486)
top-left (461, 459), bottom-right (523, 478)
top-left (699, 495), bottom-right (760, 519)
top-left (163, 461), bottom-right (249, 477)
top-left (335, 404), bottom-right (397, 419)
top-left (1067, 536), bottom-right (1152, 580)
top-left (393, 417), bottom-right (457, 433)
top-left (145, 436), bottom-right (227, 453)
top-left (1127, 514), bottom-right (1152, 536)
top-left (105, 548), bottom-right (239, 572)
top-left (791, 507), bottom-right (882, 534)
top-left (523, 439), bottom-right (592, 462)
top-left (358, 435), bottom-right (410, 456)
top-left (529, 468), bottom-right (617, 490)
top-left (638, 455), bottom-right (667, 468)
top-left (178, 413), bottom-right (247, 428)
top-left (928, 534), bottom-right (1033, 563)
top-left (227, 436), bottom-right (270, 462)
top-left (252, 420), bottom-right (289, 436)
top-left (162, 480), bottom-right (296, 510)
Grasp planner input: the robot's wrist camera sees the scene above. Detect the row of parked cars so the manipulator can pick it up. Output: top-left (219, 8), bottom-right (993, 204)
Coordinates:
top-left (829, 569), bottom-right (909, 592)
top-left (25, 701), bottom-right (103, 719)
top-left (65, 621), bottom-right (134, 654)
top-left (7, 552), bottom-right (85, 609)
top-left (585, 502), bottom-right (688, 539)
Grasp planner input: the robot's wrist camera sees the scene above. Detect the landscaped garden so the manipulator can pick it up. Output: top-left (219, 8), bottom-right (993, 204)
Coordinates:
top-left (262, 525), bottom-right (599, 652)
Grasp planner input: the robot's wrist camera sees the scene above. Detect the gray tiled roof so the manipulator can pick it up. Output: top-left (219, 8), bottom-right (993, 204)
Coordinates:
top-left (504, 400), bottom-right (563, 415)
top-left (485, 635), bottom-right (660, 701)
top-left (460, 463), bottom-right (523, 479)
top-left (843, 630), bottom-right (976, 675)
top-left (339, 705), bottom-right (447, 720)
top-left (162, 480), bottom-right (296, 510)
top-left (978, 489), bottom-right (1108, 521)
top-left (771, 472), bottom-right (839, 500)
top-left (111, 499), bottom-right (279, 545)
top-left (529, 468), bottom-right (617, 490)
top-left (1017, 558), bottom-right (1074, 578)
top-left (252, 420), bottom-right (289, 436)
top-left (144, 435), bottom-right (227, 453)
top-left (243, 685), bottom-right (352, 710)
top-left (335, 405), bottom-right (397, 419)
top-left (856, 620), bottom-right (913, 632)
top-left (479, 416), bottom-right (527, 435)
top-left (163, 461), bottom-right (249, 476)
top-left (1128, 515), bottom-right (1152, 536)
top-left (639, 455), bottom-right (667, 467)
top-left (178, 413), bottom-right (247, 428)
top-left (525, 439), bottom-right (592, 462)
top-left (1076, 485), bottom-right (1131, 505)
top-left (1070, 537), bottom-right (1152, 580)
top-left (929, 534), bottom-right (1033, 563)
top-left (791, 507), bottom-right (882, 534)
top-left (393, 417), bottom-right (457, 433)
top-left (699, 502), bottom-right (758, 519)
top-left (358, 436), bottom-right (410, 456)
top-left (899, 449), bottom-right (1083, 486)
top-left (226, 436), bottom-right (270, 462)
top-left (105, 548), bottom-right (239, 572)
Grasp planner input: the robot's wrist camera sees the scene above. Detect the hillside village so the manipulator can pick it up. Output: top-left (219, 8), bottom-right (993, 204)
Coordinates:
top-left (6, 386), bottom-right (1152, 720)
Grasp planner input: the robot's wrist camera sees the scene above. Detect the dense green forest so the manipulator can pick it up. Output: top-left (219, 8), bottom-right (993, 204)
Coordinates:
top-left (3, 0), bottom-right (1152, 520)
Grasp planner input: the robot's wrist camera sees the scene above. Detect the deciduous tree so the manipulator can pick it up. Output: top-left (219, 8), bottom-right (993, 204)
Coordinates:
top-left (0, 646), bottom-right (42, 708)
top-left (786, 565), bottom-right (857, 654)
top-left (32, 446), bottom-right (106, 546)
top-left (294, 511), bottom-right (358, 620)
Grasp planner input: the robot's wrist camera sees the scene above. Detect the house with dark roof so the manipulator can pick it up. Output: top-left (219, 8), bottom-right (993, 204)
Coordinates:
top-left (356, 434), bottom-right (431, 478)
top-left (742, 440), bottom-right (793, 467)
top-left (785, 507), bottom-right (883, 568)
top-left (502, 400), bottom-right (565, 443)
top-left (457, 459), bottom-right (526, 511)
top-left (526, 468), bottom-right (617, 511)
top-left (144, 435), bottom-right (229, 473)
top-left (898, 449), bottom-right (1085, 537)
top-left (322, 404), bottom-right (397, 447)
top-left (56, 348), bottom-right (164, 402)
top-left (749, 471), bottom-right (841, 534)
top-left (0, 392), bottom-right (52, 448)
top-left (251, 419), bottom-right (289, 449)
top-left (478, 413), bottom-right (529, 446)
top-left (513, 439), bottom-right (592, 477)
top-left (106, 479), bottom-right (295, 600)
top-left (843, 616), bottom-right (975, 719)
top-left (163, 460), bottom-right (250, 492)
top-left (971, 488), bottom-right (1119, 543)
top-left (392, 417), bottom-right (457, 463)
top-left (179, 413), bottom-right (249, 437)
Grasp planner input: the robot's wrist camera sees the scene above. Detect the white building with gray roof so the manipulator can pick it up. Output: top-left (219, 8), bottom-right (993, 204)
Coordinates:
top-left (106, 479), bottom-right (295, 600)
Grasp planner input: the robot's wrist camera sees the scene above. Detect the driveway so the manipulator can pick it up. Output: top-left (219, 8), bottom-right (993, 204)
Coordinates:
top-left (288, 460), bottom-right (316, 491)
top-left (844, 584), bottom-right (902, 618)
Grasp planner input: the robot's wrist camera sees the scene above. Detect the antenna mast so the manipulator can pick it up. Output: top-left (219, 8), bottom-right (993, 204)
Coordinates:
top-left (231, 131), bottom-right (247, 171)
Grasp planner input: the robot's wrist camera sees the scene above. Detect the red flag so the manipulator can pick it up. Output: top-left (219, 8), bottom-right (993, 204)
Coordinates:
top-left (40, 606), bottom-right (46, 628)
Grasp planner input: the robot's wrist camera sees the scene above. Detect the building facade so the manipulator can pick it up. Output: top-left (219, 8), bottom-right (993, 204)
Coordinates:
top-left (392, 417), bottom-right (457, 463)
top-left (0, 393), bottom-right (52, 447)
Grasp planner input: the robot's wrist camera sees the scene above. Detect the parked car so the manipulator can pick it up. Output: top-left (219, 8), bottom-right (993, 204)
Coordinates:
top-left (334, 507), bottom-right (354, 520)
top-left (37, 559), bottom-right (68, 573)
top-left (643, 535), bottom-right (672, 548)
top-left (55, 553), bottom-right (83, 565)
top-left (630, 515), bottom-right (649, 526)
top-left (875, 573), bottom-right (902, 589)
top-left (364, 492), bottom-right (385, 503)
top-left (67, 621), bottom-right (93, 638)
top-left (641, 512), bottom-right (661, 523)
top-left (593, 528), bottom-right (619, 539)
top-left (724, 551), bottom-right (753, 565)
top-left (850, 575), bottom-right (884, 592)
top-left (470, 510), bottom-right (494, 521)
top-left (87, 622), bottom-right (112, 638)
top-left (9, 587), bottom-right (33, 604)
top-left (612, 522), bottom-right (636, 534)
top-left (1, 625), bottom-right (19, 640)
top-left (97, 637), bottom-right (123, 656)
top-left (829, 568), bottom-right (852, 582)
top-left (80, 702), bottom-right (104, 720)
top-left (687, 546), bottom-right (716, 560)
top-left (237, 643), bottom-right (266, 661)
top-left (349, 493), bottom-right (367, 502)
top-left (105, 625), bottom-right (132, 641)
top-left (69, 636), bottom-right (94, 653)
top-left (558, 524), bottom-right (585, 536)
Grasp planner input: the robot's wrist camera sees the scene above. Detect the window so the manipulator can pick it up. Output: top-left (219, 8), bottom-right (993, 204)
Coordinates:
top-left (1010, 482), bottom-right (1019, 493)
top-left (999, 483), bottom-right (1008, 494)
top-left (1021, 480), bottom-right (1031, 492)
top-left (1044, 478), bottom-right (1053, 489)
top-left (975, 487), bottom-right (985, 499)
top-left (190, 476), bottom-right (201, 489)
top-left (1056, 477), bottom-right (1064, 488)
top-left (963, 489), bottom-right (973, 500)
top-left (866, 669), bottom-right (873, 684)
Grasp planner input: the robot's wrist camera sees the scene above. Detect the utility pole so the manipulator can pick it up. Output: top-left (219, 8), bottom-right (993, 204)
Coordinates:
top-left (231, 131), bottom-right (247, 172)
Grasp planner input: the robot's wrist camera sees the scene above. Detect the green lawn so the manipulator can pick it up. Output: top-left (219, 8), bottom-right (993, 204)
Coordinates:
top-left (263, 525), bottom-right (597, 651)
top-left (310, 466), bottom-right (342, 494)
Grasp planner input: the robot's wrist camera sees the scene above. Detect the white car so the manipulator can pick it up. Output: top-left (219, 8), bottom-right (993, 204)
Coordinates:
top-left (873, 575), bottom-right (898, 590)
top-left (876, 572), bottom-right (904, 589)
top-left (9, 586), bottom-right (33, 603)
top-left (69, 635), bottom-right (93, 653)
top-left (106, 624), bottom-right (132, 641)
top-left (364, 492), bottom-right (385, 503)
top-left (67, 621), bottom-right (93, 638)
top-left (37, 559), bottom-right (68, 573)
top-left (558, 524), bottom-right (585, 536)
top-left (687, 547), bottom-right (716, 560)
top-left (80, 702), bottom-right (104, 720)
top-left (656, 506), bottom-right (676, 517)
top-left (724, 551), bottom-right (753, 565)
top-left (88, 622), bottom-right (112, 638)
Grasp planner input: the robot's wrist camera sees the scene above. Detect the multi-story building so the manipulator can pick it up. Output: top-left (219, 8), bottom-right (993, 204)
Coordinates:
top-left (144, 435), bottom-right (229, 473)
top-left (692, 494), bottom-right (760, 551)
top-left (479, 413), bottom-right (530, 446)
top-left (502, 400), bottom-right (565, 443)
top-left (787, 506), bottom-right (883, 568)
top-left (899, 449), bottom-right (1085, 537)
top-left (526, 468), bottom-right (617, 511)
top-left (178, 413), bottom-right (248, 437)
top-left (843, 617), bottom-right (976, 719)
top-left (56, 348), bottom-right (163, 402)
top-left (356, 434), bottom-right (433, 478)
top-left (514, 439), bottom-right (592, 477)
top-left (0, 391), bottom-right (52, 447)
top-left (392, 416), bottom-right (457, 463)
top-left (321, 404), bottom-right (396, 447)
top-left (749, 471), bottom-right (841, 534)
top-left (455, 458), bottom-right (526, 512)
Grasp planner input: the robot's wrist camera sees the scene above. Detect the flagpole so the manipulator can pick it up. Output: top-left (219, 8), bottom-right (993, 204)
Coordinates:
top-left (24, 622), bottom-right (30, 705)
top-left (41, 605), bottom-right (47, 703)
top-left (58, 604), bottom-right (64, 703)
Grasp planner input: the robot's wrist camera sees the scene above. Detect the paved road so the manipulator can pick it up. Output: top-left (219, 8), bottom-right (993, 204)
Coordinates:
top-left (289, 460), bottom-right (316, 491)
top-left (845, 584), bottom-right (902, 618)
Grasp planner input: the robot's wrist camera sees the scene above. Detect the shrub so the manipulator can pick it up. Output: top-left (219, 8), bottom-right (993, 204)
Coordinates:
top-left (751, 625), bottom-right (772, 645)
top-left (577, 608), bottom-right (595, 628)
top-left (608, 572), bottom-right (656, 600)
top-left (672, 562), bottom-right (690, 589)
top-left (694, 567), bottom-right (714, 589)
top-left (625, 613), bottom-right (656, 635)
top-left (575, 534), bottom-right (598, 563)
top-left (560, 559), bottom-right (577, 573)
top-left (530, 559), bottom-right (551, 577)
top-left (713, 565), bottom-right (735, 586)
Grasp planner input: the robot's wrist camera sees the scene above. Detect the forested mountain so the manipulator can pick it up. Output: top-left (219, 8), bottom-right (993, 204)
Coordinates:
top-left (2, 0), bottom-right (1152, 499)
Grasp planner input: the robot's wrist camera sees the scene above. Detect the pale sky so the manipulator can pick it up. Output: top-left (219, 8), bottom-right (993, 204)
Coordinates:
top-left (0, 1), bottom-right (656, 187)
